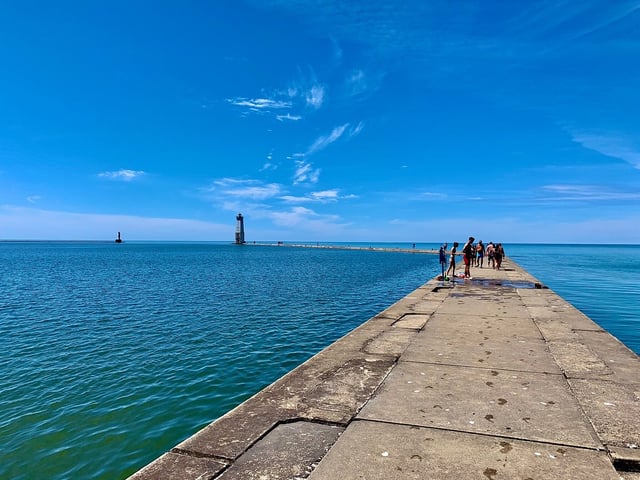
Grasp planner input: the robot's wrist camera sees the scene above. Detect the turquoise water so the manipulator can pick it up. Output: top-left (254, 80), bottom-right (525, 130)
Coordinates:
top-left (0, 242), bottom-right (638, 479)
top-left (506, 244), bottom-right (640, 354)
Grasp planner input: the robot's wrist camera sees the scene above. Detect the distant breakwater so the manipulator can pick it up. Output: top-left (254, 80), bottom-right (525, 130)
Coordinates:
top-left (246, 241), bottom-right (439, 255)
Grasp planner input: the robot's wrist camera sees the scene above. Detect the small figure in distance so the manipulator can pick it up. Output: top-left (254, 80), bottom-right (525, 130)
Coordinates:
top-left (445, 242), bottom-right (458, 279)
top-left (476, 240), bottom-right (485, 268)
top-left (487, 241), bottom-right (495, 269)
top-left (495, 243), bottom-right (505, 270)
top-left (462, 236), bottom-right (475, 278)
top-left (439, 242), bottom-right (448, 279)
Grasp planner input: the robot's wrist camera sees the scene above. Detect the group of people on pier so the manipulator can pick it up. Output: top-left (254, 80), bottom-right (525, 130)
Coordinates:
top-left (438, 237), bottom-right (505, 280)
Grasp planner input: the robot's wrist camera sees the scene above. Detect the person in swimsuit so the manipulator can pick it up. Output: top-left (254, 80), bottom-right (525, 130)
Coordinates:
top-left (495, 243), bottom-right (504, 269)
top-left (439, 243), bottom-right (448, 278)
top-left (487, 242), bottom-right (495, 269)
top-left (446, 242), bottom-right (458, 278)
top-left (476, 240), bottom-right (485, 267)
top-left (462, 236), bottom-right (475, 278)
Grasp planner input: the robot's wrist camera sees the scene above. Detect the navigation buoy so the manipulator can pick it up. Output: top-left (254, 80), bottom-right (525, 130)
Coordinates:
top-left (115, 232), bottom-right (123, 243)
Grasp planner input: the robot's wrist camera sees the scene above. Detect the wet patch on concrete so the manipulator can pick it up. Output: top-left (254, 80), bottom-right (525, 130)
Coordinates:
top-left (470, 279), bottom-right (545, 289)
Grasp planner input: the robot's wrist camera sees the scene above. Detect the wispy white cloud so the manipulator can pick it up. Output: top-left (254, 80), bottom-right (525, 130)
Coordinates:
top-left (287, 123), bottom-right (361, 184)
top-left (226, 97), bottom-right (291, 110)
top-left (509, 1), bottom-right (640, 50)
top-left (205, 178), bottom-right (283, 200)
top-left (98, 169), bottom-right (146, 181)
top-left (344, 69), bottom-right (383, 98)
top-left (228, 70), bottom-right (326, 120)
top-left (27, 195), bottom-right (42, 204)
top-left (276, 113), bottom-right (302, 121)
top-left (419, 191), bottom-right (448, 200)
top-left (279, 195), bottom-right (314, 203)
top-left (293, 160), bottom-right (321, 184)
top-left (259, 152), bottom-right (278, 171)
top-left (305, 84), bottom-right (325, 109)
top-left (306, 124), bottom-right (349, 156)
top-left (540, 184), bottom-right (640, 201)
top-left (349, 121), bottom-right (364, 137)
top-left (311, 190), bottom-right (339, 200)
top-left (571, 131), bottom-right (640, 169)
top-left (270, 206), bottom-right (340, 227)
top-left (280, 189), bottom-right (357, 203)
top-left (260, 162), bottom-right (278, 171)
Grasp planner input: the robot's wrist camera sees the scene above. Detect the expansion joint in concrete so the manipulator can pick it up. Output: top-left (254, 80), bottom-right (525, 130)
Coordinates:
top-left (352, 417), bottom-right (609, 453)
top-left (169, 447), bottom-right (231, 464)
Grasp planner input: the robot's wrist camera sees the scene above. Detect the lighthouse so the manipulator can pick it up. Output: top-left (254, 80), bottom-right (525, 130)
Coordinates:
top-left (235, 213), bottom-right (245, 244)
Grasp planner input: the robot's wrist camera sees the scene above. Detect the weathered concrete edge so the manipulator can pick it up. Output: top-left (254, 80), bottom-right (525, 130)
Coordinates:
top-left (507, 260), bottom-right (640, 470)
top-left (128, 277), bottom-right (446, 479)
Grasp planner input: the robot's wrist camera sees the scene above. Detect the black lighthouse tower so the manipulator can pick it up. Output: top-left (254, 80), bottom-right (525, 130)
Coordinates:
top-left (235, 213), bottom-right (245, 244)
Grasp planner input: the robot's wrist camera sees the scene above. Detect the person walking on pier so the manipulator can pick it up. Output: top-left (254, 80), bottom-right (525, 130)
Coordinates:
top-left (445, 242), bottom-right (458, 279)
top-left (462, 236), bottom-right (475, 278)
top-left (476, 240), bottom-right (485, 267)
top-left (439, 243), bottom-right (448, 278)
top-left (495, 243), bottom-right (505, 269)
top-left (487, 242), bottom-right (495, 268)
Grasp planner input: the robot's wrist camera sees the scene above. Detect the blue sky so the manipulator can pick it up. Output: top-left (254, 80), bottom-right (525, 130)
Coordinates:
top-left (1, 1), bottom-right (639, 243)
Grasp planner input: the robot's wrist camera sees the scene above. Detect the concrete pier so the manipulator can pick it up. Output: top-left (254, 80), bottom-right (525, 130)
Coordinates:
top-left (129, 258), bottom-right (640, 479)
top-left (247, 241), bottom-right (439, 255)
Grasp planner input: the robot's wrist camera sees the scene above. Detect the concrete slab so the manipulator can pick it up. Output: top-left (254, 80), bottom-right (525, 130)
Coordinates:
top-left (128, 452), bottom-right (226, 480)
top-left (392, 313), bottom-right (431, 330)
top-left (411, 300), bottom-right (445, 315)
top-left (217, 421), bottom-right (343, 480)
top-left (518, 290), bottom-right (563, 306)
top-left (620, 473), bottom-right (640, 480)
top-left (358, 362), bottom-right (601, 448)
top-left (568, 378), bottom-right (640, 449)
top-left (363, 328), bottom-right (418, 356)
top-left (609, 445), bottom-right (640, 472)
top-left (530, 308), bottom-right (605, 332)
top-left (543, 329), bottom-right (639, 382)
top-left (534, 318), bottom-right (598, 342)
top-left (402, 314), bottom-right (561, 374)
top-left (308, 421), bottom-right (619, 480)
top-left (574, 330), bottom-right (640, 383)
top-left (420, 308), bottom-right (543, 339)
top-left (436, 291), bottom-right (532, 318)
top-left (547, 341), bottom-right (614, 377)
top-left (176, 355), bottom-right (395, 459)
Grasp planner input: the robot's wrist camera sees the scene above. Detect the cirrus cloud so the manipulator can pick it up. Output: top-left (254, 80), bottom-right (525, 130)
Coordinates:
top-left (98, 169), bottom-right (146, 181)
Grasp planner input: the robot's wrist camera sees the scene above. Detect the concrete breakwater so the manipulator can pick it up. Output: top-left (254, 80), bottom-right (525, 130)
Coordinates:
top-left (129, 258), bottom-right (640, 479)
top-left (246, 241), bottom-right (439, 255)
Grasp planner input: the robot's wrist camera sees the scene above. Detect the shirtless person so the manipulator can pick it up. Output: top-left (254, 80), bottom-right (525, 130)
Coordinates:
top-left (487, 242), bottom-right (495, 269)
top-left (445, 242), bottom-right (458, 279)
top-left (462, 236), bottom-right (475, 278)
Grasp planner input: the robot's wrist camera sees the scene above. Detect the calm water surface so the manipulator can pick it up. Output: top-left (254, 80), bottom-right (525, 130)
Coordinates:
top-left (0, 242), bottom-right (638, 479)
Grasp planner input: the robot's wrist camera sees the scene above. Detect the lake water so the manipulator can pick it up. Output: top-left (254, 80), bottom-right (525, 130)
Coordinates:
top-left (1, 241), bottom-right (638, 479)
